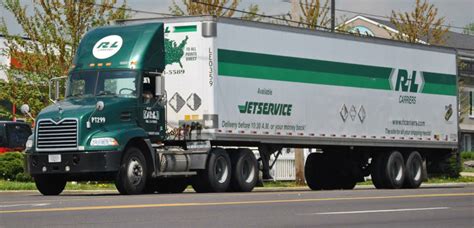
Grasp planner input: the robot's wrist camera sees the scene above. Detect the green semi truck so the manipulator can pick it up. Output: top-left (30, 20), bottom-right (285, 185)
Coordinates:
top-left (24, 16), bottom-right (458, 195)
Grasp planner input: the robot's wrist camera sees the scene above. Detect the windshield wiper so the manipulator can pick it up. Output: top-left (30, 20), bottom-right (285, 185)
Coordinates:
top-left (96, 91), bottom-right (117, 97)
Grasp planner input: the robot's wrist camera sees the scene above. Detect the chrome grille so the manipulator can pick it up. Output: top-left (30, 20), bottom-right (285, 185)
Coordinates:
top-left (37, 119), bottom-right (78, 150)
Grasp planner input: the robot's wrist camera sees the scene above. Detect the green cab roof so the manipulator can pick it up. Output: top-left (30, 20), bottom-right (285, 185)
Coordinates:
top-left (72, 23), bottom-right (164, 72)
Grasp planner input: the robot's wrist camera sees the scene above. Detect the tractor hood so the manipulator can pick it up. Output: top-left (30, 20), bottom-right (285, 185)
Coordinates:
top-left (72, 23), bottom-right (165, 72)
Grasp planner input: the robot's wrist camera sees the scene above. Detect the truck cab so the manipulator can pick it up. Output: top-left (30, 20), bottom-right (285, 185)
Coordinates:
top-left (25, 23), bottom-right (171, 195)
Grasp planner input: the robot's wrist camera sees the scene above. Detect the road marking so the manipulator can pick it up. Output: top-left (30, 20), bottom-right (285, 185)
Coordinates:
top-left (0, 203), bottom-right (50, 208)
top-left (313, 207), bottom-right (450, 215)
top-left (0, 192), bottom-right (472, 214)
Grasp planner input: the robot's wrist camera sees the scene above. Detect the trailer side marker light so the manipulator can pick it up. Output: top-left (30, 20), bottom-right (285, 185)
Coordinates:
top-left (381, 136), bottom-right (386, 139)
top-left (217, 130), bottom-right (222, 133)
top-left (309, 133), bottom-right (315, 136)
top-left (89, 63), bottom-right (95, 67)
top-left (331, 134), bottom-right (336, 137)
top-left (277, 132), bottom-right (281, 135)
top-left (192, 115), bottom-right (200, 120)
top-left (105, 62), bottom-right (112, 67)
top-left (371, 136), bottom-right (376, 138)
top-left (97, 63), bottom-right (103, 67)
top-left (341, 134), bottom-right (346, 137)
top-left (362, 136), bottom-right (367, 138)
top-left (400, 137), bottom-right (405, 140)
top-left (184, 115), bottom-right (191, 120)
top-left (390, 137), bottom-right (395, 139)
top-left (227, 130), bottom-right (232, 133)
top-left (239, 130), bottom-right (245, 134)
top-left (287, 132), bottom-right (293, 136)
top-left (263, 131), bottom-right (269, 135)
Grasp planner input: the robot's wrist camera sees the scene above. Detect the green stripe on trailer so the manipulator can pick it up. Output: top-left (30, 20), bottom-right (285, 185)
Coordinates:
top-left (218, 49), bottom-right (457, 96)
top-left (173, 25), bottom-right (197, 33)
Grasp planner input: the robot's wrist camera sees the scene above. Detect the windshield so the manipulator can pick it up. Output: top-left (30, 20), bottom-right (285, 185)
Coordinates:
top-left (66, 70), bottom-right (137, 98)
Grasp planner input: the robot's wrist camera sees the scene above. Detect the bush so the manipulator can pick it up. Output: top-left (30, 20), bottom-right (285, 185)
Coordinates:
top-left (0, 152), bottom-right (32, 182)
top-left (461, 151), bottom-right (474, 161)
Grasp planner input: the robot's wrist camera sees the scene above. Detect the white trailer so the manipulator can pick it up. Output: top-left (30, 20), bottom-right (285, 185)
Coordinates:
top-left (118, 16), bottom-right (458, 191)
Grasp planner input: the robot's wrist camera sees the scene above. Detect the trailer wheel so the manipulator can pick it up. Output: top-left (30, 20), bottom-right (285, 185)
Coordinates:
top-left (34, 174), bottom-right (66, 195)
top-left (115, 147), bottom-right (147, 195)
top-left (371, 151), bottom-right (405, 189)
top-left (305, 153), bottom-right (326, 190)
top-left (371, 152), bottom-right (389, 189)
top-left (403, 151), bottom-right (423, 189)
top-left (339, 176), bottom-right (357, 190)
top-left (229, 148), bottom-right (258, 192)
top-left (192, 148), bottom-right (231, 193)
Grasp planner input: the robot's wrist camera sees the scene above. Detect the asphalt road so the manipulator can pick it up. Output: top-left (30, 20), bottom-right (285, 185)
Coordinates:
top-left (0, 185), bottom-right (473, 228)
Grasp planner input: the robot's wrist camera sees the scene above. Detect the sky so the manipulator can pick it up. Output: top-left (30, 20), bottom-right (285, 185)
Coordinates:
top-left (1, 0), bottom-right (473, 35)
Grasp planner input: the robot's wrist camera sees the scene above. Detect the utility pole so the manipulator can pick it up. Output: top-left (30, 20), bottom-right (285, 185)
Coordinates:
top-left (331, 0), bottom-right (335, 32)
top-left (295, 148), bottom-right (305, 185)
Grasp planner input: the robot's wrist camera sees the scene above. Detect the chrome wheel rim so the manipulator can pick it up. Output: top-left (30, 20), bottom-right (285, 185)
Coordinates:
top-left (127, 158), bottom-right (143, 186)
top-left (215, 157), bottom-right (229, 184)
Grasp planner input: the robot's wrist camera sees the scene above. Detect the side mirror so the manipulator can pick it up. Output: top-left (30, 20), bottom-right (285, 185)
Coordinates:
top-left (155, 75), bottom-right (165, 98)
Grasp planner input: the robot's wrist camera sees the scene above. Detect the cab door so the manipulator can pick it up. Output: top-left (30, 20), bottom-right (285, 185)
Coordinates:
top-left (138, 74), bottom-right (166, 140)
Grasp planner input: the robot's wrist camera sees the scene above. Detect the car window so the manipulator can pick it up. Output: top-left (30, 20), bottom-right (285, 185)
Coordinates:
top-left (6, 124), bottom-right (32, 149)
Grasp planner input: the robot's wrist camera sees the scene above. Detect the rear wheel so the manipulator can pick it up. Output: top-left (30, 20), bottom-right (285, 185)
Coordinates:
top-left (115, 147), bottom-right (147, 195)
top-left (403, 151), bottom-right (423, 189)
top-left (229, 148), bottom-right (258, 192)
top-left (34, 174), bottom-right (66, 195)
top-left (192, 148), bottom-right (231, 193)
top-left (305, 153), bottom-right (328, 190)
top-left (371, 151), bottom-right (405, 189)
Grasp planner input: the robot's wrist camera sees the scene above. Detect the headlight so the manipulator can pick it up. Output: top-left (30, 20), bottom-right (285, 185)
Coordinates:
top-left (25, 138), bottom-right (33, 150)
top-left (90, 137), bottom-right (119, 146)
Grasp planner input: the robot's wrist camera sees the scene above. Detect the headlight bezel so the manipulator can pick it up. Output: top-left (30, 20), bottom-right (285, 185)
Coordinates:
top-left (90, 137), bottom-right (119, 146)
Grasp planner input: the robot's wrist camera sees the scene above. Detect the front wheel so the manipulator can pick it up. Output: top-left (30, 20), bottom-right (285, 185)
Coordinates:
top-left (115, 147), bottom-right (148, 195)
top-left (34, 174), bottom-right (66, 195)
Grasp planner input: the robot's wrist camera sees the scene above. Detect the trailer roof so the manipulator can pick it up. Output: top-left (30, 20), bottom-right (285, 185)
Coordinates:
top-left (115, 16), bottom-right (456, 56)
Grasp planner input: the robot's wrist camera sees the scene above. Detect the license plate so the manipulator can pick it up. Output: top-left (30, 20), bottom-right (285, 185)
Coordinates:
top-left (48, 154), bottom-right (61, 163)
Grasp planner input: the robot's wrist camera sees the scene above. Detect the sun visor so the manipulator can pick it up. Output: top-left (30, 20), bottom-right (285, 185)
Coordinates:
top-left (72, 23), bottom-right (164, 72)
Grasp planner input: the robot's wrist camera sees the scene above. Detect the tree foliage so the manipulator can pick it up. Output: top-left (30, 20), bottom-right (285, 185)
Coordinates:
top-left (389, 0), bottom-right (448, 45)
top-left (169, 0), bottom-right (260, 20)
top-left (0, 0), bottom-right (129, 119)
top-left (298, 0), bottom-right (331, 29)
top-left (464, 23), bottom-right (474, 35)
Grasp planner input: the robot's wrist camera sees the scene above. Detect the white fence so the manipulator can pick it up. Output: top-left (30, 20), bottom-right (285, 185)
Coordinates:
top-left (254, 149), bottom-right (311, 181)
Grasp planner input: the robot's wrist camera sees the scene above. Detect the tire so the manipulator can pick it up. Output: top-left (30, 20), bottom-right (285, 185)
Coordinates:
top-left (229, 148), bottom-right (258, 192)
top-left (156, 178), bottom-right (189, 194)
top-left (371, 152), bottom-right (389, 189)
top-left (115, 147), bottom-right (148, 195)
top-left (371, 151), bottom-right (405, 189)
top-left (34, 174), bottom-right (66, 196)
top-left (304, 153), bottom-right (326, 190)
top-left (192, 148), bottom-right (231, 193)
top-left (403, 151), bottom-right (423, 189)
top-left (339, 176), bottom-right (357, 190)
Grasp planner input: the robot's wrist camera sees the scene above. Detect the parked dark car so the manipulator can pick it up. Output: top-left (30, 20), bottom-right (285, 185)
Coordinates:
top-left (0, 121), bottom-right (32, 153)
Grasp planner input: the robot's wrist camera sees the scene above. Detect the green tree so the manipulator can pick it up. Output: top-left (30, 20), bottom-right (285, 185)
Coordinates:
top-left (464, 23), bottom-right (474, 35)
top-left (298, 0), bottom-right (331, 29)
top-left (389, 0), bottom-right (448, 45)
top-left (0, 0), bottom-right (129, 119)
top-left (169, 0), bottom-right (260, 20)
